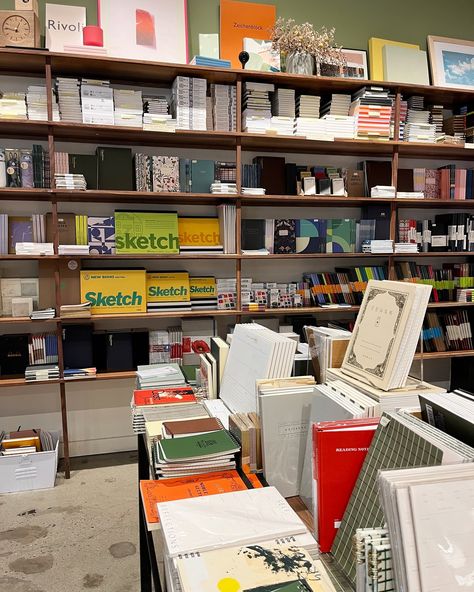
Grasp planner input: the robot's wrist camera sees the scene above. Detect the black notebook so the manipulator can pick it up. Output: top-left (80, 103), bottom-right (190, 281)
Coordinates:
top-left (96, 147), bottom-right (133, 190)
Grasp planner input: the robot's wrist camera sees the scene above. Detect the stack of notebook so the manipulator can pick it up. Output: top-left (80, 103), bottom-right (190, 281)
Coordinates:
top-left (131, 385), bottom-right (197, 434)
top-left (153, 428), bottom-right (240, 478)
top-left (60, 303), bottom-right (91, 319)
top-left (136, 363), bottom-right (185, 390)
top-left (63, 367), bottom-right (96, 380)
top-left (379, 463), bottom-right (474, 592)
top-left (25, 364), bottom-right (60, 382)
top-left (354, 527), bottom-right (393, 592)
top-left (157, 487), bottom-right (335, 591)
top-left (30, 308), bottom-right (56, 320)
top-left (56, 77), bottom-right (82, 122)
top-left (331, 409), bottom-right (474, 584)
top-left (54, 173), bottom-right (87, 189)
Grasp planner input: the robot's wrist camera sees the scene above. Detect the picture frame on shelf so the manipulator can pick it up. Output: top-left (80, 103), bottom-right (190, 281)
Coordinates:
top-left (427, 35), bottom-right (474, 90)
top-left (319, 48), bottom-right (368, 79)
top-left (99, 0), bottom-right (188, 64)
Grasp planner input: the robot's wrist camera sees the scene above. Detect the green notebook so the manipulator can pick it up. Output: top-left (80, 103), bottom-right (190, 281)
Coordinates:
top-left (158, 430), bottom-right (240, 462)
top-left (245, 581), bottom-right (312, 591)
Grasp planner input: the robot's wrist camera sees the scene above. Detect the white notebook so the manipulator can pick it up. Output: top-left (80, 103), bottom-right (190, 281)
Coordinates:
top-left (157, 486), bottom-right (307, 557)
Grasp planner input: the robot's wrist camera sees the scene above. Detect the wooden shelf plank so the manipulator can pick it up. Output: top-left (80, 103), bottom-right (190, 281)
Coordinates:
top-left (0, 255), bottom-right (58, 260)
top-left (0, 188), bottom-right (53, 201)
top-left (414, 350), bottom-right (474, 359)
top-left (0, 377), bottom-right (61, 388)
top-left (0, 316), bottom-right (58, 324)
top-left (75, 253), bottom-right (239, 260)
top-left (61, 309), bottom-right (238, 321)
top-left (54, 190), bottom-right (238, 204)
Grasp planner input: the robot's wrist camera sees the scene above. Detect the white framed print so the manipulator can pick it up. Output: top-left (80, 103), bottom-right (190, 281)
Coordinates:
top-left (428, 35), bottom-right (474, 90)
top-left (340, 48), bottom-right (368, 79)
top-left (99, 0), bottom-right (188, 63)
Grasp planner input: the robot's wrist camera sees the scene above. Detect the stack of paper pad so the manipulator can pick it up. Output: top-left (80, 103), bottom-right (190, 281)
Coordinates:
top-left (142, 113), bottom-right (177, 132)
top-left (219, 324), bottom-right (298, 414)
top-left (171, 76), bottom-right (207, 131)
top-left (143, 95), bottom-right (168, 115)
top-left (0, 92), bottom-right (26, 119)
top-left (131, 385), bottom-right (197, 434)
top-left (296, 94), bottom-right (321, 118)
top-left (60, 302), bottom-right (91, 318)
top-left (272, 88), bottom-right (295, 117)
top-left (340, 279), bottom-right (432, 391)
top-left (141, 404), bottom-right (209, 441)
top-left (394, 242), bottom-right (418, 253)
top-left (58, 245), bottom-right (89, 255)
top-left (294, 117), bottom-right (330, 139)
top-left (25, 364), bottom-right (60, 382)
top-left (241, 187), bottom-right (265, 195)
top-left (350, 86), bottom-right (393, 140)
top-left (444, 114), bottom-right (466, 141)
top-left (54, 173), bottom-right (87, 189)
top-left (332, 409), bottom-right (474, 584)
top-left (242, 81), bottom-right (274, 133)
top-left (321, 114), bottom-right (356, 139)
top-left (30, 308), bottom-right (56, 320)
top-left (153, 428), bottom-right (240, 478)
top-left (326, 368), bottom-right (446, 411)
top-left (396, 98), bottom-right (408, 139)
top-left (157, 487), bottom-right (336, 591)
top-left (81, 79), bottom-right (114, 126)
top-left (210, 181), bottom-right (237, 194)
top-left (269, 115), bottom-right (294, 135)
top-left (368, 239), bottom-right (393, 253)
top-left (370, 185), bottom-right (395, 197)
top-left (217, 204), bottom-right (236, 253)
top-left (15, 243), bottom-right (54, 255)
top-left (64, 367), bottom-right (96, 380)
top-left (113, 88), bottom-right (143, 128)
top-left (26, 86), bottom-right (60, 121)
top-left (56, 77), bottom-right (82, 122)
top-left (379, 463), bottom-right (474, 592)
top-left (136, 363), bottom-right (185, 390)
top-left (405, 122), bottom-right (436, 142)
top-left (320, 93), bottom-right (351, 116)
top-left (210, 84), bottom-right (236, 131)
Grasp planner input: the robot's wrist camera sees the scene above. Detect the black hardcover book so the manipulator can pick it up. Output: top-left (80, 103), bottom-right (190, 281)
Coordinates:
top-left (96, 147), bottom-right (133, 190)
top-left (0, 334), bottom-right (29, 376)
top-left (274, 219), bottom-right (296, 254)
top-left (69, 154), bottom-right (98, 189)
top-left (317, 178), bottom-right (331, 195)
top-left (285, 163), bottom-right (297, 195)
top-left (253, 156), bottom-right (285, 195)
top-left (63, 324), bottom-right (93, 369)
top-left (362, 160), bottom-right (392, 195)
top-left (132, 330), bottom-right (149, 367)
top-left (105, 331), bottom-right (133, 371)
top-left (241, 219), bottom-right (266, 250)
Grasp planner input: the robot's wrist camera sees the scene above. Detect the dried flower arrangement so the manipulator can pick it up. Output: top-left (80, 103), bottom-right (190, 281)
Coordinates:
top-left (271, 17), bottom-right (346, 71)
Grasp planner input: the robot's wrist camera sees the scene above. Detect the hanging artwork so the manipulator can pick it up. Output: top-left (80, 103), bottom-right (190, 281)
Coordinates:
top-left (99, 0), bottom-right (188, 63)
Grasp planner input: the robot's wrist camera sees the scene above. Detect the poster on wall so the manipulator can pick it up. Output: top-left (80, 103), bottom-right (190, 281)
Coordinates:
top-left (220, 0), bottom-right (276, 69)
top-left (99, 0), bottom-right (188, 63)
top-left (428, 35), bottom-right (474, 90)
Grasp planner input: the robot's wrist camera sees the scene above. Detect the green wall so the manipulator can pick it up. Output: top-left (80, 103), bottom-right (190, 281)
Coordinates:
top-left (4, 0), bottom-right (474, 60)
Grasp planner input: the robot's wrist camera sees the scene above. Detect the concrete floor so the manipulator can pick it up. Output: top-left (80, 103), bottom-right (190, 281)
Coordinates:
top-left (0, 452), bottom-right (140, 592)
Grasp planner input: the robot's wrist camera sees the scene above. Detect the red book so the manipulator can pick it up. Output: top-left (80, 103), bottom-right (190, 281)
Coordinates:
top-left (133, 386), bottom-right (196, 407)
top-left (313, 418), bottom-right (379, 552)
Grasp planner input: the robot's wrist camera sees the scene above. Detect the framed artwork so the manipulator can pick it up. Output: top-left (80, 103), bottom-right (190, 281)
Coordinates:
top-left (320, 49), bottom-right (368, 79)
top-left (99, 0), bottom-right (188, 64)
top-left (341, 48), bottom-right (368, 79)
top-left (428, 35), bottom-right (474, 90)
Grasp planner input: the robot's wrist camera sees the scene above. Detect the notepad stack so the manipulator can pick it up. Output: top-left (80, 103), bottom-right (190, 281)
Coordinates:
top-left (131, 385), bottom-right (197, 434)
top-left (157, 487), bottom-right (336, 592)
top-left (350, 86), bottom-right (393, 141)
top-left (25, 364), bottom-right (60, 382)
top-left (60, 302), bottom-right (91, 319)
top-left (171, 76), bottom-right (207, 131)
top-left (30, 308), bottom-right (56, 320)
top-left (379, 463), bottom-right (474, 592)
top-left (210, 84), bottom-right (236, 131)
top-left (56, 78), bottom-right (82, 122)
top-left (0, 92), bottom-right (27, 119)
top-left (136, 363), bottom-right (185, 390)
top-left (242, 81), bottom-right (274, 133)
top-left (113, 88), bottom-right (143, 128)
top-left (54, 173), bottom-right (87, 189)
top-left (81, 79), bottom-right (114, 125)
top-left (26, 86), bottom-right (60, 121)
top-left (294, 95), bottom-right (325, 139)
top-left (153, 428), bottom-right (240, 478)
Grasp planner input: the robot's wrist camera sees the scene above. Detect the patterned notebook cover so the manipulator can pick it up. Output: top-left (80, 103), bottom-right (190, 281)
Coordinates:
top-left (274, 219), bottom-right (296, 254)
top-left (152, 156), bottom-right (180, 192)
top-left (331, 411), bottom-right (444, 583)
top-left (295, 219), bottom-right (327, 254)
top-left (88, 216), bottom-right (115, 254)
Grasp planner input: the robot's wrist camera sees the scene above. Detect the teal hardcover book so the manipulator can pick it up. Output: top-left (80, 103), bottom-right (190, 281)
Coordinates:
top-left (191, 160), bottom-right (215, 194)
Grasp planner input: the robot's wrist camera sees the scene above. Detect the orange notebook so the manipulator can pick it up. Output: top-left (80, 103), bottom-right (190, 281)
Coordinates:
top-left (140, 470), bottom-right (262, 529)
top-left (219, 0), bottom-right (276, 68)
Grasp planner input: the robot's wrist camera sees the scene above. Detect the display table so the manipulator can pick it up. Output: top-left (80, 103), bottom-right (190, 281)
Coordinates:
top-left (137, 435), bottom-right (354, 592)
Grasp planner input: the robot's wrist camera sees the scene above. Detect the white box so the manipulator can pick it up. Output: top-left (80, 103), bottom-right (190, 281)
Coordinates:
top-left (0, 432), bottom-right (59, 494)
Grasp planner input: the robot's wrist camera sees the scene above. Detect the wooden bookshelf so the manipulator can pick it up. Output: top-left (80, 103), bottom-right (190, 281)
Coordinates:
top-left (0, 47), bottom-right (473, 478)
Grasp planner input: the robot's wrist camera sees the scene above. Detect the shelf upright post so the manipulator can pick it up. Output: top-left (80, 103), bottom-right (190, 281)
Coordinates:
top-left (389, 89), bottom-right (402, 282)
top-left (46, 56), bottom-right (71, 478)
top-left (236, 78), bottom-right (243, 320)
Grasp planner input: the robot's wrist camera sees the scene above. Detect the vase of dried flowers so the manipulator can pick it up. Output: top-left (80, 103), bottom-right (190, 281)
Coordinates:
top-left (285, 51), bottom-right (315, 75)
top-left (271, 18), bottom-right (345, 76)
